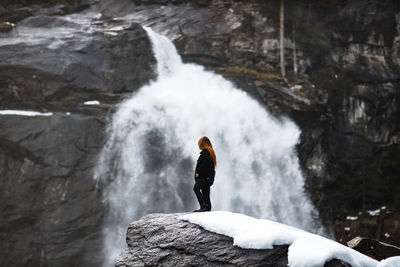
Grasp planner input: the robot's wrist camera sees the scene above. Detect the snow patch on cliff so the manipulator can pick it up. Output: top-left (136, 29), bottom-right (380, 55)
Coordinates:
top-left (0, 110), bottom-right (53, 116)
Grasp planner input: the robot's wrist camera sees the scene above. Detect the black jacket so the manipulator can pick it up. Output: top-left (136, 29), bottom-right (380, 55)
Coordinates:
top-left (195, 149), bottom-right (215, 180)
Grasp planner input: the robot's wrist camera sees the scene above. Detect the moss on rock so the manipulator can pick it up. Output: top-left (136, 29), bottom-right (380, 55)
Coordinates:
top-left (0, 22), bottom-right (13, 32)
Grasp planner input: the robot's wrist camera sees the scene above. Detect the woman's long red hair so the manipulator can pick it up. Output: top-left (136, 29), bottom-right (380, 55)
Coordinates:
top-left (198, 136), bottom-right (217, 168)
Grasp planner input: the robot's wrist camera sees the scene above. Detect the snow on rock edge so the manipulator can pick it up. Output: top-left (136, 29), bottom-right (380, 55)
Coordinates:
top-left (180, 211), bottom-right (381, 267)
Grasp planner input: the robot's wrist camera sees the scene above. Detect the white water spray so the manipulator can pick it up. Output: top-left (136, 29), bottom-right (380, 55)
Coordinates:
top-left (95, 27), bottom-right (324, 266)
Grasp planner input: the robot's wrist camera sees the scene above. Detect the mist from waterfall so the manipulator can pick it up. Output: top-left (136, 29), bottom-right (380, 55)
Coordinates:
top-left (95, 27), bottom-right (324, 266)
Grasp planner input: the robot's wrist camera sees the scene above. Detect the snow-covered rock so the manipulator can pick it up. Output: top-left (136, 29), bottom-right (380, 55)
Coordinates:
top-left (347, 236), bottom-right (400, 262)
top-left (378, 256), bottom-right (400, 267)
top-left (116, 212), bottom-right (356, 267)
top-left (181, 211), bottom-right (378, 267)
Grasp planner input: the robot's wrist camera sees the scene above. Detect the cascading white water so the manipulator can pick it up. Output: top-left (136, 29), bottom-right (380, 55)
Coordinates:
top-left (95, 27), bottom-right (324, 266)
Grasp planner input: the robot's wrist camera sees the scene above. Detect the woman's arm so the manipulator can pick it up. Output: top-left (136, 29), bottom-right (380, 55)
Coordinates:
top-left (194, 152), bottom-right (204, 179)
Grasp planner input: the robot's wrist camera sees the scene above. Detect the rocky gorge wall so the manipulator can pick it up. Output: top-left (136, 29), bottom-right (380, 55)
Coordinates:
top-left (0, 3), bottom-right (156, 266)
top-left (0, 0), bottom-right (399, 266)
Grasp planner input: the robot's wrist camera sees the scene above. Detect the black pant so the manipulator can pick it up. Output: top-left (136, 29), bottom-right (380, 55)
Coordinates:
top-left (193, 178), bottom-right (211, 211)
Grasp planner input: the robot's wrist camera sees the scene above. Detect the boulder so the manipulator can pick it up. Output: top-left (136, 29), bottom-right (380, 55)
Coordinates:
top-left (116, 213), bottom-right (350, 267)
top-left (348, 236), bottom-right (400, 261)
top-left (0, 22), bottom-right (13, 32)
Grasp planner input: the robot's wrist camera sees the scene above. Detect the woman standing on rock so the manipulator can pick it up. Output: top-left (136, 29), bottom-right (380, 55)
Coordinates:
top-left (193, 136), bottom-right (216, 212)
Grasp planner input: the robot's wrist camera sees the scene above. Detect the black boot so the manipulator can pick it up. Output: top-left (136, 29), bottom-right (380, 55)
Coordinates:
top-left (193, 208), bottom-right (207, 212)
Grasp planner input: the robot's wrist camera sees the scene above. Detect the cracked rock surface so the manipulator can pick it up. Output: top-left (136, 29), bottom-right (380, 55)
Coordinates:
top-left (116, 213), bottom-right (350, 267)
top-left (116, 213), bottom-right (289, 267)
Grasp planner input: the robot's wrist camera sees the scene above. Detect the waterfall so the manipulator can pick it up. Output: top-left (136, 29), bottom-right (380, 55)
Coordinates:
top-left (95, 27), bottom-right (324, 266)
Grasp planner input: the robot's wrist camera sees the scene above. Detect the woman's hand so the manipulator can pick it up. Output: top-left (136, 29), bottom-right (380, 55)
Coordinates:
top-left (195, 173), bottom-right (199, 178)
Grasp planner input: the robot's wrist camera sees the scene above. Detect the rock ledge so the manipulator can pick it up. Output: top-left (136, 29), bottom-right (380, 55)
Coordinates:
top-left (116, 213), bottom-right (349, 267)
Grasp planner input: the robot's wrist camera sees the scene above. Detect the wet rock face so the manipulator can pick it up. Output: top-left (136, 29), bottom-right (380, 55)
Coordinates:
top-left (101, 0), bottom-right (289, 73)
top-left (0, 0), bottom-right (96, 23)
top-left (0, 8), bottom-right (157, 267)
top-left (0, 113), bottom-right (105, 267)
top-left (0, 14), bottom-right (156, 112)
top-left (299, 0), bottom-right (400, 224)
top-left (116, 213), bottom-right (350, 267)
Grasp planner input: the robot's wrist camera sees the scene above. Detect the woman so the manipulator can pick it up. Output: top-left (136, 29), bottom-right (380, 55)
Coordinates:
top-left (193, 136), bottom-right (216, 212)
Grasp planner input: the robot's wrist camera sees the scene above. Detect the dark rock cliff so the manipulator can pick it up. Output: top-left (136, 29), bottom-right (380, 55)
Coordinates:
top-left (0, 113), bottom-right (105, 267)
top-left (0, 9), bottom-right (156, 267)
top-left (0, 14), bottom-right (156, 112)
